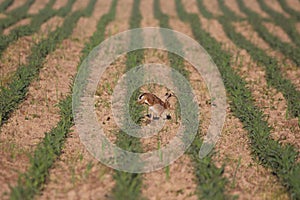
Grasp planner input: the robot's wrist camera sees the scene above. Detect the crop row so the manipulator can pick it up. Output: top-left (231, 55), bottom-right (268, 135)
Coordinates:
top-left (0, 0), bottom-right (35, 34)
top-left (8, 0), bottom-right (99, 198)
top-left (111, 0), bottom-right (145, 200)
top-left (0, 0), bottom-right (96, 127)
top-left (218, 0), bottom-right (300, 119)
top-left (197, 0), bottom-right (300, 119)
top-left (154, 0), bottom-right (233, 199)
top-left (0, 0), bottom-right (14, 13)
top-left (0, 0), bottom-right (76, 56)
top-left (178, 0), bottom-right (300, 198)
top-left (235, 0), bottom-right (300, 67)
top-left (257, 0), bottom-right (300, 47)
top-left (277, 0), bottom-right (300, 21)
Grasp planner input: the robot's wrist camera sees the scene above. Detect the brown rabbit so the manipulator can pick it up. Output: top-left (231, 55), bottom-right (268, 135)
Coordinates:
top-left (137, 92), bottom-right (172, 120)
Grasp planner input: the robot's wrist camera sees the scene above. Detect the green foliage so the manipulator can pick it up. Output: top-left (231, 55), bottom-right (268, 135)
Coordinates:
top-left (181, 0), bottom-right (300, 198)
top-left (154, 0), bottom-right (232, 199)
top-left (8, 0), bottom-right (118, 199)
top-left (0, 0), bottom-right (76, 56)
top-left (257, 0), bottom-right (300, 47)
top-left (187, 135), bottom-right (230, 200)
top-left (0, 0), bottom-right (96, 127)
top-left (277, 0), bottom-right (300, 21)
top-left (195, 0), bottom-right (214, 19)
top-left (111, 1), bottom-right (145, 199)
top-left (235, 0), bottom-right (300, 67)
top-left (0, 0), bottom-right (14, 13)
top-left (10, 96), bottom-right (73, 200)
top-left (0, 0), bottom-right (35, 34)
top-left (218, 0), bottom-right (300, 118)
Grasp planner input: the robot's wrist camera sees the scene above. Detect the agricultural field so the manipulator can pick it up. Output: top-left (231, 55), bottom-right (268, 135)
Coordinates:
top-left (0, 0), bottom-right (299, 199)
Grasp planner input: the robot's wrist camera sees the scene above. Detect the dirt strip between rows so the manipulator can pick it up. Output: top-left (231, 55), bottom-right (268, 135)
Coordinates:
top-left (0, 0), bottom-right (93, 199)
top-left (232, 20), bottom-right (300, 91)
top-left (181, 0), bottom-right (291, 199)
top-left (264, 0), bottom-right (291, 18)
top-left (242, 0), bottom-right (269, 18)
top-left (39, 0), bottom-right (136, 199)
top-left (6, 0), bottom-right (27, 12)
top-left (224, 0), bottom-right (246, 18)
top-left (0, 1), bottom-right (66, 86)
top-left (28, 0), bottom-right (50, 15)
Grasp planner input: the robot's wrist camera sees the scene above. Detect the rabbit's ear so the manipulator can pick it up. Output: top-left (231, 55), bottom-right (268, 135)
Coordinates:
top-left (138, 93), bottom-right (145, 100)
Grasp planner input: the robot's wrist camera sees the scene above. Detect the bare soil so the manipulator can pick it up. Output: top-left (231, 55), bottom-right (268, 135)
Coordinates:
top-left (264, 0), bottom-right (291, 18)
top-left (53, 0), bottom-right (69, 10)
top-left (286, 0), bottom-right (300, 12)
top-left (40, 0), bottom-right (117, 199)
top-left (181, 0), bottom-right (292, 199)
top-left (6, 0), bottom-right (27, 12)
top-left (224, 0), bottom-right (246, 18)
top-left (242, 0), bottom-right (270, 18)
top-left (0, 0), bottom-right (103, 198)
top-left (28, 0), bottom-right (50, 15)
top-left (3, 18), bottom-right (31, 35)
top-left (202, 0), bottom-right (223, 16)
top-left (262, 21), bottom-right (292, 44)
top-left (1, 1), bottom-right (299, 200)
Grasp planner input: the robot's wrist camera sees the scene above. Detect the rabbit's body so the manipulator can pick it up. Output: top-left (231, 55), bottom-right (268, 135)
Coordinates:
top-left (138, 92), bottom-right (172, 120)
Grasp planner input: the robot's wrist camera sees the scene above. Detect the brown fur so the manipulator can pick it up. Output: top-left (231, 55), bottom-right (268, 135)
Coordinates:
top-left (138, 93), bottom-right (172, 118)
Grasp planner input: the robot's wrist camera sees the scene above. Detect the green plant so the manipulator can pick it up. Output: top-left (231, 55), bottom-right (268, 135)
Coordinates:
top-left (218, 0), bottom-right (300, 118)
top-left (178, 0), bottom-right (300, 198)
top-left (0, 0), bottom-right (76, 56)
top-left (0, 0), bottom-right (35, 34)
top-left (154, 1), bottom-right (232, 199)
top-left (235, 0), bottom-right (300, 67)
top-left (0, 0), bottom-right (96, 128)
top-left (111, 1), bottom-right (145, 199)
top-left (257, 0), bottom-right (300, 47)
top-left (0, 0), bottom-right (14, 13)
top-left (277, 0), bottom-right (300, 21)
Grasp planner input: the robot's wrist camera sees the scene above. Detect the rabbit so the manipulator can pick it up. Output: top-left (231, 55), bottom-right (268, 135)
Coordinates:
top-left (137, 92), bottom-right (172, 120)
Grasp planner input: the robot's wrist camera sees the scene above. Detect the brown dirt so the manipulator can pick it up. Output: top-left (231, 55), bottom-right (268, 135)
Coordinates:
top-left (39, 0), bottom-right (117, 199)
top-left (233, 21), bottom-right (270, 52)
top-left (40, 16), bottom-right (64, 33)
top-left (0, 142), bottom-right (31, 200)
top-left (3, 18), bottom-right (31, 35)
top-left (297, 22), bottom-right (300, 34)
top-left (71, 0), bottom-right (89, 12)
top-left (242, 0), bottom-right (270, 18)
top-left (0, 13), bottom-right (6, 18)
top-left (140, 52), bottom-right (198, 200)
top-left (28, 0), bottom-right (49, 15)
top-left (139, 1), bottom-right (199, 199)
top-left (39, 129), bottom-right (115, 200)
top-left (0, 15), bottom-right (64, 87)
top-left (140, 0), bottom-right (159, 27)
top-left (233, 20), bottom-right (300, 93)
top-left (105, 0), bottom-right (133, 37)
top-left (1, 0), bottom-right (299, 199)
top-left (286, 0), bottom-right (300, 12)
top-left (94, 53), bottom-right (128, 145)
top-left (0, 0), bottom-right (103, 198)
top-left (182, 0), bottom-right (292, 199)
top-left (53, 0), bottom-right (69, 10)
top-left (0, 35), bottom-right (33, 87)
top-left (264, 0), bottom-right (291, 18)
top-left (262, 21), bottom-right (293, 44)
top-left (202, 0), bottom-right (223, 16)
top-left (6, 0), bottom-right (27, 12)
top-left (224, 0), bottom-right (246, 18)
top-left (160, 0), bottom-right (193, 38)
